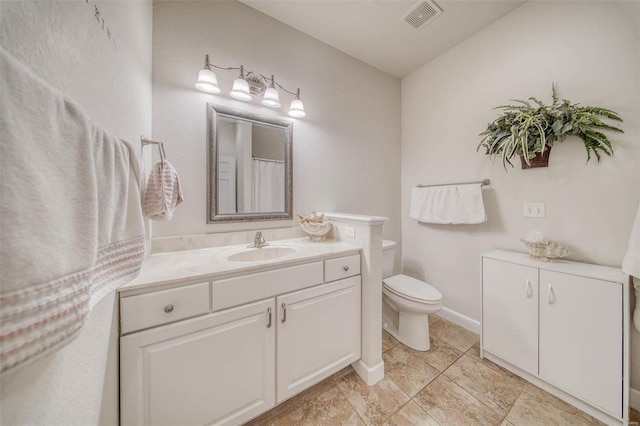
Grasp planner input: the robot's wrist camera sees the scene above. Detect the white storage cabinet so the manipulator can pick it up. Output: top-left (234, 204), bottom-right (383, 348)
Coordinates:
top-left (120, 254), bottom-right (361, 426)
top-left (481, 250), bottom-right (629, 425)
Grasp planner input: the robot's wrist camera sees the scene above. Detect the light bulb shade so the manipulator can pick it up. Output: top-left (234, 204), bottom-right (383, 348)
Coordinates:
top-left (261, 87), bottom-right (281, 108)
top-left (288, 98), bottom-right (306, 118)
top-left (195, 68), bottom-right (220, 94)
top-left (230, 78), bottom-right (252, 101)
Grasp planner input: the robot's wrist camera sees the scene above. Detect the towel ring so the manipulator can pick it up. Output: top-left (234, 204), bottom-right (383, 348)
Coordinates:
top-left (141, 136), bottom-right (166, 162)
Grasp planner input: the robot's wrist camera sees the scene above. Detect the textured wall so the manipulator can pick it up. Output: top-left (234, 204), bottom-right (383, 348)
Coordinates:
top-left (151, 1), bottom-right (402, 252)
top-left (401, 1), bottom-right (639, 390)
top-left (0, 1), bottom-right (152, 424)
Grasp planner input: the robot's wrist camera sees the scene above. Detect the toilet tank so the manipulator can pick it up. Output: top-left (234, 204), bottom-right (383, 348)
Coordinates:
top-left (382, 240), bottom-right (397, 279)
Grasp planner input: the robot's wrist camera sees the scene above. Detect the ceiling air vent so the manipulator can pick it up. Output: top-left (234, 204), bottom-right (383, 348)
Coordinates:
top-left (403, 0), bottom-right (443, 31)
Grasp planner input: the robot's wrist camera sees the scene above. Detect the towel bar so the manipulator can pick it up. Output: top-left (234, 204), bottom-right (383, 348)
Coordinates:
top-left (416, 179), bottom-right (490, 188)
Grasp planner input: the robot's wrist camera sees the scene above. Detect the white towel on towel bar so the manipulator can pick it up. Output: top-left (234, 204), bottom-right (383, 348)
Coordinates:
top-left (0, 47), bottom-right (145, 374)
top-left (143, 159), bottom-right (184, 221)
top-left (410, 183), bottom-right (487, 224)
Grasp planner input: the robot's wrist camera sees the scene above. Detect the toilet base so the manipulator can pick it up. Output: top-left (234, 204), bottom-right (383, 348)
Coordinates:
top-left (382, 308), bottom-right (432, 351)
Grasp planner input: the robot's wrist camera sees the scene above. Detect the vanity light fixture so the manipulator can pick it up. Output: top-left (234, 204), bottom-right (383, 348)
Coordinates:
top-left (229, 65), bottom-right (252, 101)
top-left (195, 54), bottom-right (306, 118)
top-left (288, 89), bottom-right (306, 118)
top-left (195, 55), bottom-right (221, 94)
top-left (262, 75), bottom-right (281, 108)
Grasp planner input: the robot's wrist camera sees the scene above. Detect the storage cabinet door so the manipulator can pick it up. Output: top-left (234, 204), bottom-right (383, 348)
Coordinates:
top-left (121, 299), bottom-right (275, 426)
top-left (539, 270), bottom-right (622, 417)
top-left (482, 258), bottom-right (538, 375)
top-left (277, 276), bottom-right (361, 403)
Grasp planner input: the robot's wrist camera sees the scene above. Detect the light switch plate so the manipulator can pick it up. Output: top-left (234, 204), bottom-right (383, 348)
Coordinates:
top-left (345, 226), bottom-right (356, 239)
top-left (523, 202), bottom-right (545, 218)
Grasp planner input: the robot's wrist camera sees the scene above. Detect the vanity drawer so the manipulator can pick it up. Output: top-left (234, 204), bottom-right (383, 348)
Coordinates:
top-left (213, 262), bottom-right (323, 311)
top-left (324, 254), bottom-right (361, 282)
top-left (121, 282), bottom-right (210, 334)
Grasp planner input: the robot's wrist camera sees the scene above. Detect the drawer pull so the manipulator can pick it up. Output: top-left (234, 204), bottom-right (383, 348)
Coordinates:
top-left (267, 307), bottom-right (272, 328)
top-left (281, 303), bottom-right (287, 323)
top-left (548, 284), bottom-right (555, 305)
top-left (526, 279), bottom-right (533, 299)
top-left (164, 304), bottom-right (174, 313)
top-left (343, 266), bottom-right (350, 271)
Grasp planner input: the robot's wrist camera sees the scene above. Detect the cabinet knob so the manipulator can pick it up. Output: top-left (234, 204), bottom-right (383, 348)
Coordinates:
top-left (164, 304), bottom-right (174, 313)
top-left (343, 266), bottom-right (349, 272)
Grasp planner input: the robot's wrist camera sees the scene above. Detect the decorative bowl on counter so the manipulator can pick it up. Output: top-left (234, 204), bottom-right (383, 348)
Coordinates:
top-left (298, 212), bottom-right (332, 242)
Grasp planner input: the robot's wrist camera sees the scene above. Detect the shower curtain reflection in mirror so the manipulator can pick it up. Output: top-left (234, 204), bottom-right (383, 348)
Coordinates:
top-left (252, 158), bottom-right (284, 212)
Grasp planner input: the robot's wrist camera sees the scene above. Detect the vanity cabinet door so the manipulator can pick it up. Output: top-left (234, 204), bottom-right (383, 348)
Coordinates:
top-left (482, 258), bottom-right (539, 375)
top-left (276, 276), bottom-right (361, 403)
top-left (539, 270), bottom-right (622, 418)
top-left (120, 298), bottom-right (276, 426)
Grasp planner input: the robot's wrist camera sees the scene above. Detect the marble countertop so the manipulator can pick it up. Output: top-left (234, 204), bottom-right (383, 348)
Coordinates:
top-left (119, 237), bottom-right (362, 293)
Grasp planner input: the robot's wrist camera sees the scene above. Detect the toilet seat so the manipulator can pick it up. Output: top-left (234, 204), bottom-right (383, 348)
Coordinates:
top-left (383, 274), bottom-right (442, 305)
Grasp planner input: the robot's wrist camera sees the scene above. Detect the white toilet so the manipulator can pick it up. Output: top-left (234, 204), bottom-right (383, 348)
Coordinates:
top-left (382, 240), bottom-right (443, 351)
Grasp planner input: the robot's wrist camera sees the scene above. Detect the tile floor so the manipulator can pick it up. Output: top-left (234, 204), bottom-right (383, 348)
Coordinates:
top-left (249, 316), bottom-right (637, 425)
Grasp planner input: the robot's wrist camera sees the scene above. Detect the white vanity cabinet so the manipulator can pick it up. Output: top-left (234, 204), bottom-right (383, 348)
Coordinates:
top-left (120, 252), bottom-right (362, 426)
top-left (481, 250), bottom-right (628, 424)
top-left (277, 275), bottom-right (361, 402)
top-left (120, 299), bottom-right (276, 426)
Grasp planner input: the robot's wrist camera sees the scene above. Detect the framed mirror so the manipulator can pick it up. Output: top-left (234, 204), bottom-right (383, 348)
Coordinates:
top-left (207, 104), bottom-right (293, 223)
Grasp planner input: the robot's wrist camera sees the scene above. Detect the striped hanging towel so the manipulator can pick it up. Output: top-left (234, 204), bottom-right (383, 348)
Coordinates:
top-left (0, 47), bottom-right (146, 374)
top-left (143, 159), bottom-right (184, 221)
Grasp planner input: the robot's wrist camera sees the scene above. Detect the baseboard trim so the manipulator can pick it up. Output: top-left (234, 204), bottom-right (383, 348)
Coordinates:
top-left (437, 306), bottom-right (481, 334)
top-left (351, 359), bottom-right (384, 386)
top-left (631, 387), bottom-right (640, 411)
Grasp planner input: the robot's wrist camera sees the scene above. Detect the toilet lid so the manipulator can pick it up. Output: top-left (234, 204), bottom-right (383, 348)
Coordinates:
top-left (383, 274), bottom-right (442, 304)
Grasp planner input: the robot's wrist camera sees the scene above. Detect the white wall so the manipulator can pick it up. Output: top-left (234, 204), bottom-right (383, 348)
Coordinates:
top-left (151, 1), bottom-right (402, 249)
top-left (401, 1), bottom-right (640, 389)
top-left (0, 1), bottom-right (152, 424)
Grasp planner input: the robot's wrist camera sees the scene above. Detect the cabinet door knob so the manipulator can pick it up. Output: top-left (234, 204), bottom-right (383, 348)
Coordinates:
top-left (164, 304), bottom-right (174, 313)
top-left (343, 266), bottom-right (349, 271)
top-left (526, 279), bottom-right (533, 299)
top-left (281, 303), bottom-right (287, 323)
top-left (266, 307), bottom-right (272, 328)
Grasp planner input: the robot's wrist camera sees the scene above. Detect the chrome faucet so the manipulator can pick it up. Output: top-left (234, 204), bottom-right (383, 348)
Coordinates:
top-left (249, 231), bottom-right (267, 248)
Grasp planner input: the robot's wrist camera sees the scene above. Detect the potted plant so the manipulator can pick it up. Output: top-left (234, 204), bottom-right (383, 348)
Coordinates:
top-left (477, 85), bottom-right (624, 169)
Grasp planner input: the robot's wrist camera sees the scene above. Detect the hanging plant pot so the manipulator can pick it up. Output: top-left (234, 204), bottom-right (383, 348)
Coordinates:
top-left (478, 85), bottom-right (623, 170)
top-left (521, 148), bottom-right (551, 169)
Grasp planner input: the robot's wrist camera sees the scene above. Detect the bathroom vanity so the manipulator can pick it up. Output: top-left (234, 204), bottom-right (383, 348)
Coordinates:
top-left (119, 239), bottom-right (362, 426)
top-left (481, 250), bottom-right (630, 425)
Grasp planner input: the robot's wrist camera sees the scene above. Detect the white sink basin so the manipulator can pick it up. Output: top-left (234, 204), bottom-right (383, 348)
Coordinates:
top-left (227, 246), bottom-right (299, 262)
